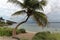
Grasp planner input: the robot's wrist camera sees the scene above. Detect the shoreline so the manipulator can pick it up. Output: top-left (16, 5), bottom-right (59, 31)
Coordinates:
top-left (26, 31), bottom-right (37, 33)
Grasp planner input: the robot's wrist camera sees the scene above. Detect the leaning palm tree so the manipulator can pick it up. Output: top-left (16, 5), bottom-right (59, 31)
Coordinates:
top-left (8, 0), bottom-right (48, 37)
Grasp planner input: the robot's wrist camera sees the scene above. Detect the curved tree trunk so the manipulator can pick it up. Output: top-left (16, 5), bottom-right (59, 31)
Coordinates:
top-left (12, 16), bottom-right (29, 37)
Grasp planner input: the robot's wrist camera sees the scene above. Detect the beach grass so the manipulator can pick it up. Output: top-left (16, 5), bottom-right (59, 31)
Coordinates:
top-left (52, 33), bottom-right (60, 40)
top-left (0, 27), bottom-right (26, 36)
top-left (32, 32), bottom-right (60, 40)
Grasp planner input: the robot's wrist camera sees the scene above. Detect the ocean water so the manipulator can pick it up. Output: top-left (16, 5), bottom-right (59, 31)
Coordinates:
top-left (9, 22), bottom-right (60, 32)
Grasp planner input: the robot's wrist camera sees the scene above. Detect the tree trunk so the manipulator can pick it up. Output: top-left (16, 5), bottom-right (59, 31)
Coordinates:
top-left (12, 16), bottom-right (29, 37)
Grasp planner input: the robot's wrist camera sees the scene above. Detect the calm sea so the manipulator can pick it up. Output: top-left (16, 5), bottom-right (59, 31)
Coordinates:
top-left (9, 22), bottom-right (60, 32)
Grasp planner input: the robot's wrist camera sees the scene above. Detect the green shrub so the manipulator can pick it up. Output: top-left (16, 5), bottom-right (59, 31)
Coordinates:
top-left (0, 27), bottom-right (12, 36)
top-left (0, 27), bottom-right (21, 36)
top-left (32, 31), bottom-right (56, 40)
top-left (18, 29), bottom-right (26, 33)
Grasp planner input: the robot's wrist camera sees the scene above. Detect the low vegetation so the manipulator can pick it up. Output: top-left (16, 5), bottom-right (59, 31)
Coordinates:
top-left (20, 31), bottom-right (60, 40)
top-left (0, 27), bottom-right (60, 40)
top-left (52, 33), bottom-right (60, 40)
top-left (32, 31), bottom-right (57, 40)
top-left (0, 27), bottom-right (26, 36)
top-left (18, 29), bottom-right (26, 33)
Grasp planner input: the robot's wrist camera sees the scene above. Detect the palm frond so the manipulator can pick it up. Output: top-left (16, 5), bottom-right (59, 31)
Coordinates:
top-left (36, 12), bottom-right (46, 16)
top-left (8, 0), bottom-right (17, 3)
top-left (24, 0), bottom-right (39, 9)
top-left (39, 4), bottom-right (44, 11)
top-left (24, 0), bottom-right (44, 10)
top-left (33, 15), bottom-right (44, 26)
top-left (40, 0), bottom-right (47, 6)
top-left (33, 12), bottom-right (48, 27)
top-left (8, 0), bottom-right (24, 8)
top-left (31, 2), bottom-right (44, 11)
top-left (12, 10), bottom-right (26, 16)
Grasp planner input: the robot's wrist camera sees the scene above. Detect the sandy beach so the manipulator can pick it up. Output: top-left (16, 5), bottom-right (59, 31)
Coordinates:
top-left (0, 32), bottom-right (36, 40)
top-left (0, 36), bottom-right (16, 40)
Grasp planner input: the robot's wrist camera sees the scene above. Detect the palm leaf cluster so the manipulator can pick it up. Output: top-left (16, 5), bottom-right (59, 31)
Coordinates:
top-left (8, 0), bottom-right (48, 27)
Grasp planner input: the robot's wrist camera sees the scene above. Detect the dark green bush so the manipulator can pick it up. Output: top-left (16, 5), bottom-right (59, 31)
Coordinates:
top-left (32, 31), bottom-right (56, 40)
top-left (18, 29), bottom-right (26, 33)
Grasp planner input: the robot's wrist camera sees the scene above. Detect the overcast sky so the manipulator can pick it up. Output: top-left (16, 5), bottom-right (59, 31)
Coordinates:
top-left (0, 0), bottom-right (60, 19)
